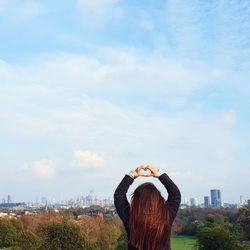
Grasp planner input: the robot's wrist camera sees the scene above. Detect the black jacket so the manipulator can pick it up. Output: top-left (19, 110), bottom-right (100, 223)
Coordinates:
top-left (114, 173), bottom-right (181, 250)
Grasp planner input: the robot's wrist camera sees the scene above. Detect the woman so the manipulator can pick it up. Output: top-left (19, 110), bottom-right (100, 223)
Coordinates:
top-left (114, 165), bottom-right (181, 250)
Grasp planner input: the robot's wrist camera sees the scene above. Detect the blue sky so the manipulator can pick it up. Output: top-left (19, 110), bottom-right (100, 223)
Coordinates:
top-left (0, 0), bottom-right (249, 204)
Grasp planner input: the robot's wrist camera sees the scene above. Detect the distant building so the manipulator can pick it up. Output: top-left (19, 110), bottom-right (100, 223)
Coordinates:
top-left (41, 197), bottom-right (47, 205)
top-left (247, 199), bottom-right (250, 207)
top-left (223, 203), bottom-right (237, 209)
top-left (195, 198), bottom-right (199, 206)
top-left (240, 195), bottom-right (244, 205)
top-left (204, 196), bottom-right (210, 208)
top-left (0, 202), bottom-right (25, 208)
top-left (210, 189), bottom-right (221, 208)
top-left (183, 197), bottom-right (189, 206)
top-left (190, 198), bottom-right (198, 207)
top-left (7, 195), bottom-right (11, 203)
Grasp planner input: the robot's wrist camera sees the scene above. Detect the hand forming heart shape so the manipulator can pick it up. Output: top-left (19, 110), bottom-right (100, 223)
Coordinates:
top-left (134, 165), bottom-right (159, 177)
top-left (139, 167), bottom-right (153, 177)
top-left (134, 165), bottom-right (154, 177)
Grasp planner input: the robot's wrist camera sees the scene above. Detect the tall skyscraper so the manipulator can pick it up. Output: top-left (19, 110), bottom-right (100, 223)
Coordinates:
top-left (204, 196), bottom-right (210, 208)
top-left (240, 195), bottom-right (244, 205)
top-left (210, 189), bottom-right (221, 208)
top-left (7, 195), bottom-right (11, 203)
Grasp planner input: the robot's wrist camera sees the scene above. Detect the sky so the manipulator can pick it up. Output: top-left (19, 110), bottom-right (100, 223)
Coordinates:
top-left (0, 0), bottom-right (250, 204)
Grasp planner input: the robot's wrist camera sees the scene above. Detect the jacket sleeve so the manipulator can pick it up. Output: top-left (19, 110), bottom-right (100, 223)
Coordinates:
top-left (158, 173), bottom-right (181, 222)
top-left (114, 174), bottom-right (134, 232)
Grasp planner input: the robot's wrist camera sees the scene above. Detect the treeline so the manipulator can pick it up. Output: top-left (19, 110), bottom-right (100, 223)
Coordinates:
top-left (0, 212), bottom-right (126, 250)
top-left (173, 207), bottom-right (250, 250)
top-left (0, 207), bottom-right (249, 250)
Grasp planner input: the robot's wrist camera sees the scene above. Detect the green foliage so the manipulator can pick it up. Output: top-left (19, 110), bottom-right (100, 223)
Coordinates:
top-left (196, 224), bottom-right (244, 250)
top-left (72, 211), bottom-right (79, 220)
top-left (0, 208), bottom-right (249, 250)
top-left (17, 230), bottom-right (42, 250)
top-left (115, 231), bottom-right (128, 250)
top-left (204, 213), bottom-right (225, 226)
top-left (238, 207), bottom-right (250, 240)
top-left (181, 220), bottom-right (203, 236)
top-left (39, 219), bottom-right (87, 250)
top-left (0, 217), bottom-right (20, 248)
top-left (0, 217), bottom-right (41, 250)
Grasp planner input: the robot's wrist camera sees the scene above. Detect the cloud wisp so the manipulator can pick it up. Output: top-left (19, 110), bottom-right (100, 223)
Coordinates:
top-left (23, 159), bottom-right (56, 180)
top-left (72, 150), bottom-right (105, 169)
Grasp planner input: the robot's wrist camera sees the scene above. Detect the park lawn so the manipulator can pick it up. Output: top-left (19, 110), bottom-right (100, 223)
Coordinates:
top-left (171, 236), bottom-right (197, 250)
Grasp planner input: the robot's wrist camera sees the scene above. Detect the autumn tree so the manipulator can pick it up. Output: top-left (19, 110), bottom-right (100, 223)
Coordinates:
top-left (79, 216), bottom-right (122, 249)
top-left (39, 219), bottom-right (87, 250)
top-left (20, 211), bottom-right (65, 233)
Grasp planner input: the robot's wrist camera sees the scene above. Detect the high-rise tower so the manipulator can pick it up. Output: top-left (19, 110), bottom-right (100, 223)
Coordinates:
top-left (7, 195), bottom-right (11, 203)
top-left (204, 196), bottom-right (210, 208)
top-left (210, 189), bottom-right (221, 208)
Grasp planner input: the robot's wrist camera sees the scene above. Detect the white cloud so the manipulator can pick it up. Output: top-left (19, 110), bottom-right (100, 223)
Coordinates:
top-left (0, 51), bottom-right (249, 202)
top-left (73, 150), bottom-right (105, 168)
top-left (0, 50), bottom-right (222, 105)
top-left (24, 160), bottom-right (56, 180)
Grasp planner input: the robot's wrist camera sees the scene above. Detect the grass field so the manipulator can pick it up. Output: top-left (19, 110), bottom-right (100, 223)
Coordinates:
top-left (171, 236), bottom-right (197, 250)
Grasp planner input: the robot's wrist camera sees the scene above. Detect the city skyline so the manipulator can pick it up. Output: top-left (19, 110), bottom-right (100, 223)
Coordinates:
top-left (0, 1), bottom-right (250, 202)
top-left (1, 188), bottom-right (249, 206)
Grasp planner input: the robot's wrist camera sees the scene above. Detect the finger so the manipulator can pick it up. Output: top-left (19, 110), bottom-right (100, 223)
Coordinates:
top-left (138, 172), bottom-right (145, 176)
top-left (135, 166), bottom-right (143, 172)
top-left (145, 165), bottom-right (153, 173)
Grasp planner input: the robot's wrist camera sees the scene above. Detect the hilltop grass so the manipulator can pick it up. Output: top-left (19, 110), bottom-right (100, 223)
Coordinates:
top-left (171, 236), bottom-right (197, 250)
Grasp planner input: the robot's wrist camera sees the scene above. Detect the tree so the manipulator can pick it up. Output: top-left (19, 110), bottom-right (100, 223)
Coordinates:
top-left (115, 230), bottom-right (128, 250)
top-left (20, 211), bottom-right (65, 233)
top-left (17, 230), bottom-right (42, 250)
top-left (0, 217), bottom-right (21, 248)
top-left (39, 219), bottom-right (87, 250)
top-left (238, 207), bottom-right (250, 240)
top-left (79, 216), bottom-right (122, 250)
top-left (196, 224), bottom-right (244, 250)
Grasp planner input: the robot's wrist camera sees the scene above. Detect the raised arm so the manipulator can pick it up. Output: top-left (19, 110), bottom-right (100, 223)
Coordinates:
top-left (145, 165), bottom-right (181, 222)
top-left (114, 174), bottom-right (133, 230)
top-left (158, 173), bottom-right (181, 221)
top-left (114, 166), bottom-right (145, 232)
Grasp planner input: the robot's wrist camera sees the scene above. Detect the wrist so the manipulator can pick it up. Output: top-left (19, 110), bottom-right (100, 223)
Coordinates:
top-left (128, 169), bottom-right (138, 179)
top-left (154, 169), bottom-right (164, 178)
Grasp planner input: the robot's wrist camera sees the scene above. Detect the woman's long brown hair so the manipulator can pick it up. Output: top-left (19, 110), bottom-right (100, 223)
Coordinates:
top-left (129, 182), bottom-right (171, 250)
